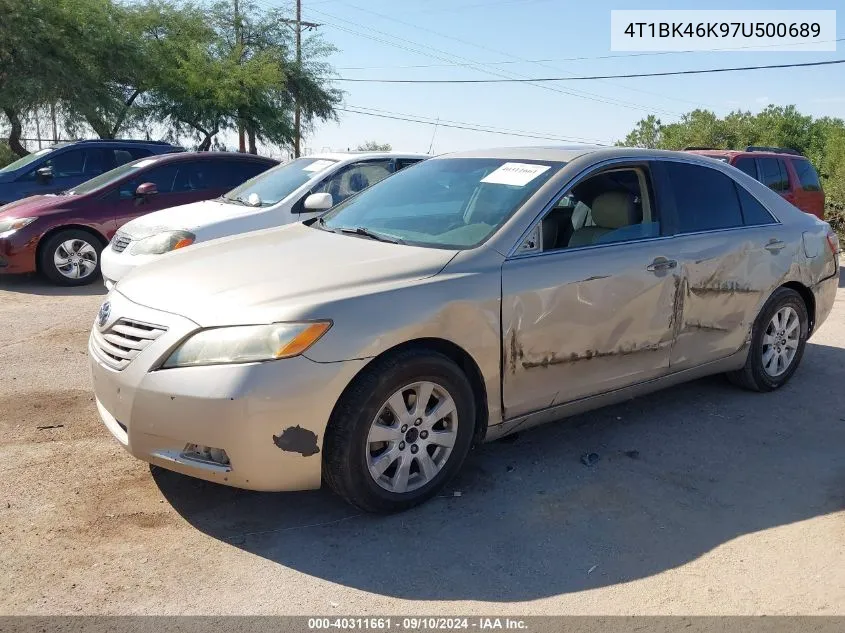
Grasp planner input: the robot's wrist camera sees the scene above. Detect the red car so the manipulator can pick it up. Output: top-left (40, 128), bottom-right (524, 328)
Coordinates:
top-left (684, 146), bottom-right (825, 220)
top-left (0, 151), bottom-right (277, 285)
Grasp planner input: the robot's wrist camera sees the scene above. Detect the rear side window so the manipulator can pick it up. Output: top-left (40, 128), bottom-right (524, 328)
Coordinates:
top-left (735, 185), bottom-right (775, 226)
top-left (792, 159), bottom-right (821, 191)
top-left (664, 162), bottom-right (743, 233)
top-left (205, 160), bottom-right (273, 189)
top-left (757, 158), bottom-right (789, 192)
top-left (395, 158), bottom-right (423, 171)
top-left (733, 157), bottom-right (757, 178)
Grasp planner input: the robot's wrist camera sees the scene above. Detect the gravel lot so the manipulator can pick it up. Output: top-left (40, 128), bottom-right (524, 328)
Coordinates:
top-left (1, 267), bottom-right (844, 615)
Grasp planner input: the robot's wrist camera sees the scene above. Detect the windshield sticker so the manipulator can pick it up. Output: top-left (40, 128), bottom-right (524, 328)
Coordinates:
top-left (132, 159), bottom-right (158, 169)
top-left (481, 162), bottom-right (551, 186)
top-left (303, 159), bottom-right (335, 172)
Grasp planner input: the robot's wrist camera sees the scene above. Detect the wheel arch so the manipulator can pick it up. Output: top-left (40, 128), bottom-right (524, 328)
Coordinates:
top-left (35, 224), bottom-right (109, 274)
top-left (330, 337), bottom-right (490, 446)
top-left (780, 281), bottom-right (816, 333)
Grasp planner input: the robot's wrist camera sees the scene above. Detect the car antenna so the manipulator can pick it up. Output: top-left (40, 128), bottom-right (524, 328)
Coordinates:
top-left (427, 116), bottom-right (440, 155)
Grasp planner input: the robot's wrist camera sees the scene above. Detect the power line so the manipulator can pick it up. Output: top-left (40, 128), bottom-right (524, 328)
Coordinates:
top-left (335, 37), bottom-right (845, 70)
top-left (303, 5), bottom-right (683, 116)
top-left (337, 106), bottom-right (609, 145)
top-left (346, 104), bottom-right (608, 144)
top-left (326, 1), bottom-right (707, 110)
top-left (333, 58), bottom-right (845, 83)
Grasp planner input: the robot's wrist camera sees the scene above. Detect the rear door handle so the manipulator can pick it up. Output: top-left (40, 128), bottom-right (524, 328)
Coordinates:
top-left (765, 239), bottom-right (786, 252)
top-left (646, 257), bottom-right (677, 272)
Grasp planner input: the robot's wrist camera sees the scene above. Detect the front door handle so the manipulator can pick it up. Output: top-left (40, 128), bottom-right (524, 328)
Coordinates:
top-left (765, 239), bottom-right (786, 252)
top-left (646, 257), bottom-right (677, 272)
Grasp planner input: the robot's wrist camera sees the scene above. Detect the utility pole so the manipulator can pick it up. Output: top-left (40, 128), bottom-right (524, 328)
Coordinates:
top-left (280, 2), bottom-right (320, 158)
top-left (234, 0), bottom-right (246, 153)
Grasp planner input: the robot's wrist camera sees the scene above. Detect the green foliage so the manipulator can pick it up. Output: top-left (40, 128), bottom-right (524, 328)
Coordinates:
top-left (0, 142), bottom-right (14, 168)
top-left (619, 106), bottom-right (845, 237)
top-left (356, 141), bottom-right (392, 151)
top-left (1, 0), bottom-right (340, 154)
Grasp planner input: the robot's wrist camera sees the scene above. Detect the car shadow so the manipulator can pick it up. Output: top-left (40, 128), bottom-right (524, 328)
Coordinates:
top-left (0, 273), bottom-right (107, 296)
top-left (153, 340), bottom-right (845, 601)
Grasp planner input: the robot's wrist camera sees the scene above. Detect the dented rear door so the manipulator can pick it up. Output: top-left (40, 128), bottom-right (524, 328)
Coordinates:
top-left (501, 240), bottom-right (680, 419)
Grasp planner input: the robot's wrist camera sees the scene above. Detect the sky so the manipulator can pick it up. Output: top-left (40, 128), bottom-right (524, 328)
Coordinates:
top-left (249, 0), bottom-right (845, 156)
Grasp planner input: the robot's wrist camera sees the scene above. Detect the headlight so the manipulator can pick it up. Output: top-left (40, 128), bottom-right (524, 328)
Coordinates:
top-left (162, 321), bottom-right (332, 368)
top-left (0, 217), bottom-right (36, 234)
top-left (129, 230), bottom-right (195, 255)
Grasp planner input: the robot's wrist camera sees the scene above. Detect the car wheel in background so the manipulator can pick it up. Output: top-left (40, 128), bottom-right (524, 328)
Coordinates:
top-left (323, 348), bottom-right (476, 513)
top-left (727, 287), bottom-right (809, 392)
top-left (39, 229), bottom-right (104, 286)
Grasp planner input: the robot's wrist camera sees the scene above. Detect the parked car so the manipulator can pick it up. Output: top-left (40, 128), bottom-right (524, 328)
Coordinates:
top-left (100, 151), bottom-right (428, 288)
top-left (0, 139), bottom-right (183, 205)
top-left (0, 152), bottom-right (277, 285)
top-left (89, 147), bottom-right (839, 512)
top-left (684, 146), bottom-right (825, 219)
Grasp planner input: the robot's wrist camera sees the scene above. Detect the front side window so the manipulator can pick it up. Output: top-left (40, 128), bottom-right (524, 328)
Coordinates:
top-left (792, 159), bottom-right (821, 192)
top-left (538, 167), bottom-right (659, 251)
top-left (223, 156), bottom-right (338, 206)
top-left (319, 158), bottom-right (563, 249)
top-left (70, 158), bottom-right (161, 196)
top-left (1, 147), bottom-right (56, 175)
top-left (665, 162), bottom-right (743, 233)
top-left (313, 160), bottom-right (393, 205)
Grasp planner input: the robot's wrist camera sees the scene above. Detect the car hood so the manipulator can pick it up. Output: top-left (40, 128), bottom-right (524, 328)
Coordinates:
top-left (120, 199), bottom-right (264, 238)
top-left (116, 222), bottom-right (457, 327)
top-left (0, 194), bottom-right (69, 216)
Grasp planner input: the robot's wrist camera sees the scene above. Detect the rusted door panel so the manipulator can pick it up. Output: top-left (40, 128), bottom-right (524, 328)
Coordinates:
top-left (501, 241), bottom-right (679, 419)
top-left (668, 228), bottom-right (796, 370)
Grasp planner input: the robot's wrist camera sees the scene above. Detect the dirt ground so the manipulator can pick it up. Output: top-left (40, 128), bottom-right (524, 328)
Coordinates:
top-left (1, 267), bottom-right (844, 615)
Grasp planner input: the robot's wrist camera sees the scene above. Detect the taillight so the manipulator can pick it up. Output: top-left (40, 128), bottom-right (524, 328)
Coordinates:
top-left (826, 230), bottom-right (840, 256)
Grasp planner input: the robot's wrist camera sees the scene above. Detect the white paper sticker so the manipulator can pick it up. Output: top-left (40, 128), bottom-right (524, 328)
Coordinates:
top-left (303, 159), bottom-right (336, 172)
top-left (481, 162), bottom-right (551, 186)
top-left (132, 158), bottom-right (158, 169)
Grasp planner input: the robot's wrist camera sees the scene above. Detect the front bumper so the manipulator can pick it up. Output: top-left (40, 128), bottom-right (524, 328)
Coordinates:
top-left (100, 246), bottom-right (159, 287)
top-left (89, 290), bottom-right (369, 491)
top-left (0, 232), bottom-right (37, 274)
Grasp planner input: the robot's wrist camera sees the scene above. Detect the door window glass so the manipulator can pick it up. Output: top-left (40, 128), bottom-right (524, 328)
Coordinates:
top-left (313, 160), bottom-right (393, 205)
top-left (664, 162), bottom-right (743, 233)
top-left (735, 185), bottom-right (776, 226)
top-left (756, 158), bottom-right (789, 192)
top-left (541, 167), bottom-right (658, 251)
top-left (733, 157), bottom-right (757, 179)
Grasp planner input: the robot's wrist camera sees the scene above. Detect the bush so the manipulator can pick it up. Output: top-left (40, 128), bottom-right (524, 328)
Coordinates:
top-left (826, 203), bottom-right (845, 241)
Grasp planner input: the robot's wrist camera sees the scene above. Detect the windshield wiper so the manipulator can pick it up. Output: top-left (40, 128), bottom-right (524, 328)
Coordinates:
top-left (334, 225), bottom-right (405, 244)
top-left (221, 195), bottom-right (248, 206)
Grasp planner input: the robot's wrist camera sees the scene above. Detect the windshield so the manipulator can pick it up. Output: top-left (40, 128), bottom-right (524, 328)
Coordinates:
top-left (319, 158), bottom-right (563, 249)
top-left (66, 157), bottom-right (161, 195)
top-left (0, 146), bottom-right (58, 174)
top-left (223, 156), bottom-right (338, 206)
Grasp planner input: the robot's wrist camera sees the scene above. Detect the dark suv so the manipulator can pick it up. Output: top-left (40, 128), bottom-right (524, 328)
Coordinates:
top-left (0, 139), bottom-right (183, 205)
top-left (684, 146), bottom-right (825, 219)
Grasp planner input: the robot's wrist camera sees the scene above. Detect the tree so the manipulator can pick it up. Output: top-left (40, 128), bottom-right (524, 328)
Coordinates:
top-left (356, 141), bottom-right (392, 151)
top-left (146, 0), bottom-right (340, 151)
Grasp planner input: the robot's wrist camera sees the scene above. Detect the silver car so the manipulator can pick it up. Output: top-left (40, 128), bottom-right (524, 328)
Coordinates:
top-left (89, 146), bottom-right (840, 512)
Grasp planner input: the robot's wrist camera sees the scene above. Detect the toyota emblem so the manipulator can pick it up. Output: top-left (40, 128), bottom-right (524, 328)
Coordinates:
top-left (97, 301), bottom-right (111, 329)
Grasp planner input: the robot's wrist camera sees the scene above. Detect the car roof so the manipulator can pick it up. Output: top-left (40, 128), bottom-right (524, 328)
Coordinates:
top-left (306, 151), bottom-right (429, 161)
top-left (434, 145), bottom-right (730, 164)
top-left (135, 151), bottom-right (278, 165)
top-left (685, 149), bottom-right (805, 160)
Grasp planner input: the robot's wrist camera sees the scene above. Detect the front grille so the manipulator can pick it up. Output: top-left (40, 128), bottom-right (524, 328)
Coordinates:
top-left (91, 318), bottom-right (167, 370)
top-left (111, 233), bottom-right (132, 253)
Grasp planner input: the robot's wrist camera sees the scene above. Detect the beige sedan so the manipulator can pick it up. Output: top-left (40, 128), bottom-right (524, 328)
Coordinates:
top-left (89, 147), bottom-right (840, 512)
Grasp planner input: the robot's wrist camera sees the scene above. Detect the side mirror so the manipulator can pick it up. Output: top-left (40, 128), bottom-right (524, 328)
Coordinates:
top-left (35, 166), bottom-right (53, 183)
top-left (135, 182), bottom-right (158, 197)
top-left (303, 192), bottom-right (333, 211)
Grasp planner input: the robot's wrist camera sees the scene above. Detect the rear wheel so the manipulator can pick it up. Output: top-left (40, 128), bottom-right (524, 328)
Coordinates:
top-left (323, 349), bottom-right (475, 513)
top-left (39, 229), bottom-right (103, 286)
top-left (727, 287), bottom-right (808, 392)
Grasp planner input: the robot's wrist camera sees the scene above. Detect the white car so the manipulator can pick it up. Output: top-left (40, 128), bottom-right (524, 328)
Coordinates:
top-left (101, 151), bottom-right (427, 287)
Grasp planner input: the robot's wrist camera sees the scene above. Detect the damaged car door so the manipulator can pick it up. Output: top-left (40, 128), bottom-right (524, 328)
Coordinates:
top-left (501, 162), bottom-right (681, 420)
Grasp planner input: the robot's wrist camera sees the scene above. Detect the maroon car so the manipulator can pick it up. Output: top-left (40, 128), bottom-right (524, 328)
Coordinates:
top-left (0, 151), bottom-right (277, 285)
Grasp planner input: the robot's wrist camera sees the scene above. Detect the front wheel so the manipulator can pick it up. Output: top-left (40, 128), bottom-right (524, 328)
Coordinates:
top-left (323, 349), bottom-right (476, 513)
top-left (39, 229), bottom-right (103, 286)
top-left (727, 287), bottom-right (809, 392)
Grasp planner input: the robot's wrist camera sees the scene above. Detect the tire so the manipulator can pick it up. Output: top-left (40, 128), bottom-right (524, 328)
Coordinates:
top-left (323, 348), bottom-right (476, 513)
top-left (727, 287), bottom-right (809, 392)
top-left (39, 229), bottom-right (104, 286)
